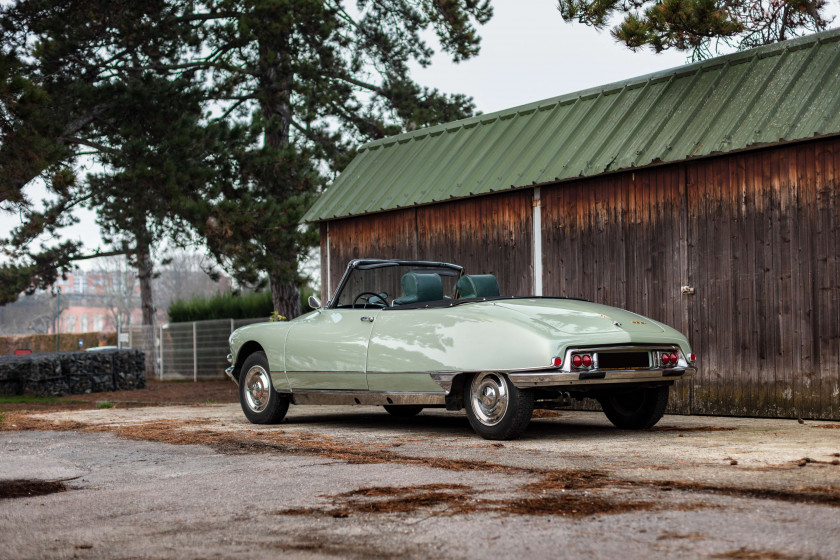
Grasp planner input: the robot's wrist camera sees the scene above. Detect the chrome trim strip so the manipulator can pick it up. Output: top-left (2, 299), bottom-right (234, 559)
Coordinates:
top-left (508, 367), bottom-right (696, 388)
top-left (277, 389), bottom-right (446, 406)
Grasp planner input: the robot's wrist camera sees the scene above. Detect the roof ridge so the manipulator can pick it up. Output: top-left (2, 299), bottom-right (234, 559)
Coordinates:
top-left (360, 27), bottom-right (840, 151)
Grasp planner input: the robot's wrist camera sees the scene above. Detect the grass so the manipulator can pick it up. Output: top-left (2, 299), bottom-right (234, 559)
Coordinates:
top-left (0, 395), bottom-right (60, 404)
top-left (97, 400), bottom-right (115, 409)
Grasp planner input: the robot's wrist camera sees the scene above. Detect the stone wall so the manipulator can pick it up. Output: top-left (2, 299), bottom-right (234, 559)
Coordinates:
top-left (0, 349), bottom-right (145, 396)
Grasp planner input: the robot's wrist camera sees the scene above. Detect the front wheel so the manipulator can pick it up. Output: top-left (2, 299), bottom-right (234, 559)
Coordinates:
top-left (238, 351), bottom-right (289, 424)
top-left (598, 386), bottom-right (669, 429)
top-left (464, 372), bottom-right (533, 440)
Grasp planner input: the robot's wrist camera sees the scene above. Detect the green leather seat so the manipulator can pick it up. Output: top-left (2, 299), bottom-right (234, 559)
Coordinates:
top-left (456, 274), bottom-right (500, 298)
top-left (392, 272), bottom-right (444, 305)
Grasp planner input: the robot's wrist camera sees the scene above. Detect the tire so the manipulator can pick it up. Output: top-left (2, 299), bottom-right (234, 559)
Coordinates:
top-left (464, 372), bottom-right (533, 440)
top-left (238, 351), bottom-right (289, 424)
top-left (598, 386), bottom-right (669, 429)
top-left (383, 405), bottom-right (424, 417)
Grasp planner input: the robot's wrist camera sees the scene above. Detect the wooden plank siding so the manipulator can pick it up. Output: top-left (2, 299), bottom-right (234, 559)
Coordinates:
top-left (319, 137), bottom-right (839, 419)
top-left (323, 190), bottom-right (533, 301)
top-left (539, 137), bottom-right (840, 419)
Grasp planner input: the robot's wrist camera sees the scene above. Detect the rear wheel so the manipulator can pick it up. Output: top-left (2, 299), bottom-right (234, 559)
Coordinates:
top-left (464, 372), bottom-right (533, 440)
top-left (238, 351), bottom-right (289, 424)
top-left (598, 386), bottom-right (669, 429)
top-left (383, 405), bottom-right (423, 417)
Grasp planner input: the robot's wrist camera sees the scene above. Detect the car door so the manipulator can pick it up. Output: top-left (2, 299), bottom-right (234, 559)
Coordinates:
top-left (284, 308), bottom-right (380, 390)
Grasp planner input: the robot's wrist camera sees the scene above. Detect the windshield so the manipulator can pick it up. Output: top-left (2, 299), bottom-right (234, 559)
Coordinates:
top-left (333, 263), bottom-right (461, 308)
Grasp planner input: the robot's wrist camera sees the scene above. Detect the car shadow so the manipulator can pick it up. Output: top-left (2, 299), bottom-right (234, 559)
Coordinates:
top-left (282, 408), bottom-right (635, 442)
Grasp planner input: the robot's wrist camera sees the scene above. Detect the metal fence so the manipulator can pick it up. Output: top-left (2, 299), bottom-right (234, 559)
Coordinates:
top-left (121, 318), bottom-right (266, 381)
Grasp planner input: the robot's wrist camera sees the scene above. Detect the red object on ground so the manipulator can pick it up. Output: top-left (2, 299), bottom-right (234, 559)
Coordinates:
top-left (14, 349), bottom-right (32, 356)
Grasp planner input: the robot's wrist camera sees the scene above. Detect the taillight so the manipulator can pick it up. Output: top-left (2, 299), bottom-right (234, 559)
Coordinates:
top-left (660, 352), bottom-right (681, 367)
top-left (689, 353), bottom-right (696, 362)
top-left (552, 356), bottom-right (563, 367)
top-left (572, 354), bottom-right (593, 369)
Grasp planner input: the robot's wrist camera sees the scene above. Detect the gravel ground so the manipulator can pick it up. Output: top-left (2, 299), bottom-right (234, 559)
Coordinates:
top-left (1, 394), bottom-right (839, 560)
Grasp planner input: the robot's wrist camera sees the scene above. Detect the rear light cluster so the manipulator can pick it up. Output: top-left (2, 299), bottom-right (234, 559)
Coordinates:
top-left (660, 352), bottom-right (680, 367)
top-left (571, 353), bottom-right (593, 369)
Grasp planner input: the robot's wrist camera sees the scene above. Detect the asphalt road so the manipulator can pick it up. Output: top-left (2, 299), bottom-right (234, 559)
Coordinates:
top-left (1, 405), bottom-right (839, 560)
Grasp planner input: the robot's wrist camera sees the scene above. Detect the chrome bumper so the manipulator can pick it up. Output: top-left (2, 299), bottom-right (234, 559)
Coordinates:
top-left (507, 366), bottom-right (696, 388)
top-left (225, 353), bottom-right (237, 384)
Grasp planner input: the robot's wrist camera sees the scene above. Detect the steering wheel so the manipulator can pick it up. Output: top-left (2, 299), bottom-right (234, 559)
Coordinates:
top-left (352, 291), bottom-right (388, 308)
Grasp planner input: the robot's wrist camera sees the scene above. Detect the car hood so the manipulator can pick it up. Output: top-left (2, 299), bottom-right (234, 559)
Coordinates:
top-left (493, 298), bottom-right (666, 335)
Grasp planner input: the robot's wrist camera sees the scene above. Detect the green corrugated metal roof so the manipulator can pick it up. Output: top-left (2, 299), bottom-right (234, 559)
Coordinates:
top-left (304, 28), bottom-right (840, 223)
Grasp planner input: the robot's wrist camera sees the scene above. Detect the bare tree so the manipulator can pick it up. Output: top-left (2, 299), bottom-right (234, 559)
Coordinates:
top-left (155, 251), bottom-right (229, 319)
top-left (93, 255), bottom-right (139, 332)
top-left (0, 292), bottom-right (56, 335)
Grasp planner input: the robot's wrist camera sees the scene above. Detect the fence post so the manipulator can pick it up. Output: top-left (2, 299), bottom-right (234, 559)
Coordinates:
top-left (192, 321), bottom-right (197, 383)
top-left (230, 318), bottom-right (234, 334)
top-left (159, 325), bottom-right (164, 381)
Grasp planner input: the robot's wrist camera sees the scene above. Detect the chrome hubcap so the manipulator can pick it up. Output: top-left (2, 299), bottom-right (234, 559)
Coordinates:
top-left (470, 373), bottom-right (509, 426)
top-left (244, 365), bottom-right (271, 413)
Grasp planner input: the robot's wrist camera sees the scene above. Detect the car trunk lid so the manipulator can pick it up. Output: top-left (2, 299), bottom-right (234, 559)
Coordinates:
top-left (493, 298), bottom-right (665, 335)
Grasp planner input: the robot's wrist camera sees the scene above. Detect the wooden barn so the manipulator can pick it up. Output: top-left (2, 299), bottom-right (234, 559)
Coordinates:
top-left (303, 30), bottom-right (840, 420)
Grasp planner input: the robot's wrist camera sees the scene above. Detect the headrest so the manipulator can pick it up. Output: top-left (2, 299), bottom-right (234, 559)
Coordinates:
top-left (403, 272), bottom-right (443, 301)
top-left (457, 274), bottom-right (500, 298)
top-left (392, 272), bottom-right (444, 305)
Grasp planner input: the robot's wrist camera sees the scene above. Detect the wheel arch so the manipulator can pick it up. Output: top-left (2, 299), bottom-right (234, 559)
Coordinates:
top-left (233, 341), bottom-right (266, 382)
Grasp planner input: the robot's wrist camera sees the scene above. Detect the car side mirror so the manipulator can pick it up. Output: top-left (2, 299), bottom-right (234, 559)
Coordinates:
top-left (308, 295), bottom-right (321, 309)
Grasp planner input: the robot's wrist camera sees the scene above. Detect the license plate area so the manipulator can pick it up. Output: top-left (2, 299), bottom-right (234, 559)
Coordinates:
top-left (596, 351), bottom-right (650, 370)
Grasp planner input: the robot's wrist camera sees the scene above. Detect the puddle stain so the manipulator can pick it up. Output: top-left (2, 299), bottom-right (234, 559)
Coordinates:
top-left (0, 479), bottom-right (67, 500)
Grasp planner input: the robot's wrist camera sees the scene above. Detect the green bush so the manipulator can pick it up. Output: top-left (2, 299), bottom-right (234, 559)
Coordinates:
top-left (168, 291), bottom-right (274, 322)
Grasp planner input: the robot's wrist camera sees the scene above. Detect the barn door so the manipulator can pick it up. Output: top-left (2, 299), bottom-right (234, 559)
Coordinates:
top-left (540, 166), bottom-right (693, 413)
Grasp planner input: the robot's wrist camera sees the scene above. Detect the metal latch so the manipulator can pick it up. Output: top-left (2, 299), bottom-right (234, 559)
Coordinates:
top-left (360, 316), bottom-right (375, 322)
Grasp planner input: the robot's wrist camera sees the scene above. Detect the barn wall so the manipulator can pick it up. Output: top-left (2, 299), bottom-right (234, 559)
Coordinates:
top-left (324, 190), bottom-right (533, 301)
top-left (541, 137), bottom-right (840, 419)
top-left (320, 137), bottom-right (839, 420)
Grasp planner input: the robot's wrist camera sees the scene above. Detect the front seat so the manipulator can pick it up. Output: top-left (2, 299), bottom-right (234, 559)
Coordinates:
top-left (392, 272), bottom-right (444, 305)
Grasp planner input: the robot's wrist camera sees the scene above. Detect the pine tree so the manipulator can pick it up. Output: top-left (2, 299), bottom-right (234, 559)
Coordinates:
top-left (557, 0), bottom-right (830, 58)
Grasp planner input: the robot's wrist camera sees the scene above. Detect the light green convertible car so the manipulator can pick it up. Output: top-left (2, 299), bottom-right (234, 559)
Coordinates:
top-left (226, 259), bottom-right (696, 440)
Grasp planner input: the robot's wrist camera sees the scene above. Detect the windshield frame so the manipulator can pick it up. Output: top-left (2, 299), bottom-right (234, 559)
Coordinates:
top-left (328, 259), bottom-right (464, 309)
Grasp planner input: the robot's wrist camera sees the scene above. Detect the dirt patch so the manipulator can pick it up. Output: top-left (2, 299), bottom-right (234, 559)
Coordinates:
top-left (277, 481), bottom-right (655, 519)
top-left (522, 469), bottom-right (609, 492)
top-left (531, 410), bottom-right (564, 419)
top-left (0, 379), bottom-right (237, 413)
top-left (650, 425), bottom-right (737, 432)
top-left (656, 531), bottom-right (706, 541)
top-left (0, 479), bottom-right (68, 500)
top-left (502, 494), bottom-right (655, 517)
top-left (811, 423), bottom-right (840, 429)
top-left (651, 480), bottom-right (840, 507)
top-left (711, 547), bottom-right (802, 559)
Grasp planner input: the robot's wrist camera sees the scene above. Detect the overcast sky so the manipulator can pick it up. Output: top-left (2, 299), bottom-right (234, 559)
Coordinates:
top-left (6, 2), bottom-right (833, 262)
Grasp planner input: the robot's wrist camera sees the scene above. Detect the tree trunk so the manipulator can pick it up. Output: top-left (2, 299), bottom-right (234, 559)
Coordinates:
top-left (135, 234), bottom-right (156, 327)
top-left (270, 273), bottom-right (300, 320)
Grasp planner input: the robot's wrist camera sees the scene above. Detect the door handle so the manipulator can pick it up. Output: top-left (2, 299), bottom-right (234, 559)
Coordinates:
top-left (360, 316), bottom-right (375, 322)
